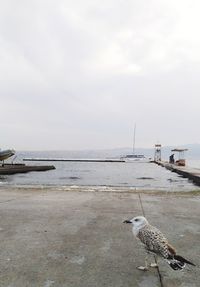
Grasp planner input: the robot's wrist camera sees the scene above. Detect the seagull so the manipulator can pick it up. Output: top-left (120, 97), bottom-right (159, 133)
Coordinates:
top-left (123, 216), bottom-right (195, 271)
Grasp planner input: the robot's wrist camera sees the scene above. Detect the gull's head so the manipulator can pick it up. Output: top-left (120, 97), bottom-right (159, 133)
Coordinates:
top-left (123, 216), bottom-right (148, 230)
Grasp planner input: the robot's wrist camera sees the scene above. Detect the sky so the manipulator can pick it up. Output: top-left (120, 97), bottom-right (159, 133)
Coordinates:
top-left (1, 0), bottom-right (200, 150)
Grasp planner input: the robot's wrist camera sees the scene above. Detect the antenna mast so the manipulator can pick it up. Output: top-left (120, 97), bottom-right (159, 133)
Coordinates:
top-left (133, 124), bottom-right (136, 155)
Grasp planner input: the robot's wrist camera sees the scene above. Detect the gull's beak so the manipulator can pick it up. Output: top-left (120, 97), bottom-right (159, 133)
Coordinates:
top-left (123, 220), bottom-right (132, 224)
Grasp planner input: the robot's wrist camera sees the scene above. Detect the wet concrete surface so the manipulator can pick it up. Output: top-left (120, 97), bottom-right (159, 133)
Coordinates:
top-left (0, 187), bottom-right (199, 287)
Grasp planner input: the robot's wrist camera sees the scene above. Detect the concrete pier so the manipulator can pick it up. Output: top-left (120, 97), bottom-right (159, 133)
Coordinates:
top-left (0, 187), bottom-right (199, 287)
top-left (155, 161), bottom-right (200, 186)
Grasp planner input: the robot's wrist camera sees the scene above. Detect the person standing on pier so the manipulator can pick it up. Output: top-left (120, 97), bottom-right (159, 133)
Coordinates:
top-left (169, 154), bottom-right (175, 164)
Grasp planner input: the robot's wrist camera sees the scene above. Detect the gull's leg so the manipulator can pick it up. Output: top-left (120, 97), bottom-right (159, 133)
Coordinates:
top-left (137, 256), bottom-right (149, 271)
top-left (150, 255), bottom-right (158, 268)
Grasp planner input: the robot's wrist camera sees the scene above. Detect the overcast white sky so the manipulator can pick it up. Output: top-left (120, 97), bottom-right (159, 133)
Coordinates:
top-left (1, 0), bottom-right (200, 150)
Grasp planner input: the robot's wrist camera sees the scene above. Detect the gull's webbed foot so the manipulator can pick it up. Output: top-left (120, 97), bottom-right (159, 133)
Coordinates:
top-left (137, 266), bottom-right (149, 271)
top-left (137, 257), bottom-right (149, 271)
top-left (150, 263), bottom-right (158, 268)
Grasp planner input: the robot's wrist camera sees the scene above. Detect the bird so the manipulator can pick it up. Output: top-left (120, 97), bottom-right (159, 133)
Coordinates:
top-left (123, 215), bottom-right (195, 271)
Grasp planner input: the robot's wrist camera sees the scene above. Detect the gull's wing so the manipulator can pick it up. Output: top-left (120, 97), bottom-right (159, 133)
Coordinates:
top-left (137, 225), bottom-right (175, 258)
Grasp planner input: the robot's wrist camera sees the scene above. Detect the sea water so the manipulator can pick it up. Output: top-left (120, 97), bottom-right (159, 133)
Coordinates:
top-left (0, 151), bottom-right (199, 191)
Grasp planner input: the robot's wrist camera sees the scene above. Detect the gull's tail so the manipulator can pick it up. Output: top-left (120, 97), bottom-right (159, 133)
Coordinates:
top-left (168, 255), bottom-right (196, 270)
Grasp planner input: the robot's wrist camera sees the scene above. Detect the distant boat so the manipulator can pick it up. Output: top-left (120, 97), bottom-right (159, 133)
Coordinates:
top-left (0, 149), bottom-right (15, 161)
top-left (121, 153), bottom-right (148, 162)
top-left (120, 125), bottom-right (149, 162)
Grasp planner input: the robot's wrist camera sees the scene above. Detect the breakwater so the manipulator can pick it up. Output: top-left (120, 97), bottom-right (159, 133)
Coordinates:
top-left (23, 158), bottom-right (125, 162)
top-left (0, 164), bottom-right (55, 175)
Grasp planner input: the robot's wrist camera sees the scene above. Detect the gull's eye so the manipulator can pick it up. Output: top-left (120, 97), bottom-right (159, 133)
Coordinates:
top-left (134, 218), bottom-right (139, 222)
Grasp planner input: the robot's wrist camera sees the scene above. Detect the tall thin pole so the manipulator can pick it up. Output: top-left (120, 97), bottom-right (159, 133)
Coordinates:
top-left (133, 124), bottom-right (136, 155)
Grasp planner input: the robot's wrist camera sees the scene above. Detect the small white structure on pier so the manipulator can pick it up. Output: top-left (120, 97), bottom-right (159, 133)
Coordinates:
top-left (154, 144), bottom-right (162, 161)
top-left (171, 148), bottom-right (188, 166)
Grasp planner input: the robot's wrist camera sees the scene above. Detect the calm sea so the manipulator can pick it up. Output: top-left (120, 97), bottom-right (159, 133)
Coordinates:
top-left (0, 151), bottom-right (200, 191)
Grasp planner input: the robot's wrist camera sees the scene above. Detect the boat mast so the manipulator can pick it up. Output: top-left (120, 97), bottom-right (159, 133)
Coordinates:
top-left (132, 124), bottom-right (136, 155)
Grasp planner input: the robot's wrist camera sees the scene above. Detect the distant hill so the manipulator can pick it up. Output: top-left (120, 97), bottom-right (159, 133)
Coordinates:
top-left (18, 144), bottom-right (200, 161)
